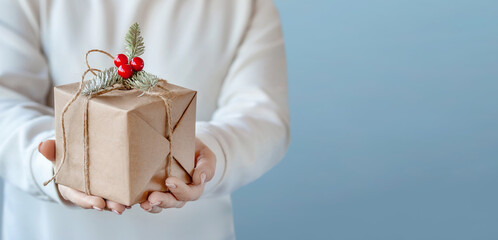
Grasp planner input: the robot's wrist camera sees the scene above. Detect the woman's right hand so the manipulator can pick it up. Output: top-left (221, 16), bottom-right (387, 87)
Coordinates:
top-left (38, 140), bottom-right (127, 215)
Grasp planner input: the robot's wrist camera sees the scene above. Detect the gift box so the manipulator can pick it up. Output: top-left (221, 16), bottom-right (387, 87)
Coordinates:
top-left (53, 80), bottom-right (197, 206)
top-left (43, 23), bottom-right (197, 206)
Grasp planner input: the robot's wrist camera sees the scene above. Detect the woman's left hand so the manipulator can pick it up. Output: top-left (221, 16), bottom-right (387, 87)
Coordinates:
top-left (140, 138), bottom-right (216, 213)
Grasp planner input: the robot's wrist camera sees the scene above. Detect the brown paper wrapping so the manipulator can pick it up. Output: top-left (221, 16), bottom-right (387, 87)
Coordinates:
top-left (53, 80), bottom-right (196, 206)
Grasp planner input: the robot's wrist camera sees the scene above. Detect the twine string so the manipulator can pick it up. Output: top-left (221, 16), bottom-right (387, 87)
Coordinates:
top-left (145, 82), bottom-right (175, 177)
top-left (83, 97), bottom-right (90, 194)
top-left (86, 49), bottom-right (114, 76)
top-left (43, 67), bottom-right (99, 186)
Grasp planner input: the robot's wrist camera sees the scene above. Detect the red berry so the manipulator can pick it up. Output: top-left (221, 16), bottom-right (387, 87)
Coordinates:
top-left (130, 57), bottom-right (144, 71)
top-left (118, 64), bottom-right (133, 78)
top-left (114, 54), bottom-right (128, 67)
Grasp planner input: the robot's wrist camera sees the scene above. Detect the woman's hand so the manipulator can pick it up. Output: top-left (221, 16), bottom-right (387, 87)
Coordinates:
top-left (38, 140), bottom-right (128, 215)
top-left (140, 138), bottom-right (216, 213)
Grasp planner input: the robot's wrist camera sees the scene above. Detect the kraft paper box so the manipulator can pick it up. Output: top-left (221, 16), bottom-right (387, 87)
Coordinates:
top-left (53, 80), bottom-right (196, 206)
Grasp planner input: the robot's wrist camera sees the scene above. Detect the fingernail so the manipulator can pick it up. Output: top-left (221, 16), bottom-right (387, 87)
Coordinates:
top-left (38, 142), bottom-right (43, 152)
top-left (93, 206), bottom-right (103, 211)
top-left (201, 173), bottom-right (206, 184)
top-left (112, 209), bottom-right (122, 215)
top-left (150, 201), bottom-right (161, 206)
top-left (166, 182), bottom-right (176, 189)
top-left (145, 207), bottom-right (152, 212)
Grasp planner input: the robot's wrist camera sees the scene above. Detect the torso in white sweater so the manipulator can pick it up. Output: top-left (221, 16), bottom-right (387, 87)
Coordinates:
top-left (0, 0), bottom-right (289, 239)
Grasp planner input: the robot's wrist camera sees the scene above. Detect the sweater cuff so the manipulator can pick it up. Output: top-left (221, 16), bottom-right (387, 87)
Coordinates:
top-left (29, 130), bottom-right (66, 205)
top-left (195, 121), bottom-right (227, 198)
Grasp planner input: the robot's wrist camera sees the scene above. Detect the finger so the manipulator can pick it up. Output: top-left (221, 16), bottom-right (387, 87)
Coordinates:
top-left (106, 200), bottom-right (126, 215)
top-left (38, 140), bottom-right (56, 161)
top-left (150, 205), bottom-right (163, 213)
top-left (146, 191), bottom-right (186, 209)
top-left (140, 201), bottom-right (164, 214)
top-left (58, 185), bottom-right (106, 210)
top-left (166, 177), bottom-right (204, 201)
top-left (192, 154), bottom-right (216, 185)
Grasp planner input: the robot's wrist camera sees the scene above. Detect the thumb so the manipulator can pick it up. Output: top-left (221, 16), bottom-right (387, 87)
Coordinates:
top-left (38, 140), bottom-right (56, 162)
top-left (192, 146), bottom-right (216, 185)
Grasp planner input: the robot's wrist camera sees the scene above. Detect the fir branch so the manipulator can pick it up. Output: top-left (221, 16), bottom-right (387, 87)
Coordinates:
top-left (82, 67), bottom-right (121, 96)
top-left (125, 23), bottom-right (145, 59)
top-left (127, 70), bottom-right (159, 92)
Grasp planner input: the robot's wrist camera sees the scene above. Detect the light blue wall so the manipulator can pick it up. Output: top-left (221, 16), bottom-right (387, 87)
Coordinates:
top-left (232, 0), bottom-right (498, 239)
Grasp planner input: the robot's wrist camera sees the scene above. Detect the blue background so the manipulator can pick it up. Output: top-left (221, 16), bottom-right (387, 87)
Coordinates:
top-left (232, 0), bottom-right (498, 239)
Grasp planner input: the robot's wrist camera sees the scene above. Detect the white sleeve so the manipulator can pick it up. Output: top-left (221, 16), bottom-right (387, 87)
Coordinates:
top-left (0, 0), bottom-right (62, 203)
top-left (197, 0), bottom-right (290, 197)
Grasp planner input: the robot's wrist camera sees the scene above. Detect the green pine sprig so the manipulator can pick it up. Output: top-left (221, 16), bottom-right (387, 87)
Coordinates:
top-left (128, 70), bottom-right (159, 92)
top-left (82, 67), bottom-right (122, 96)
top-left (125, 23), bottom-right (145, 59)
top-left (83, 23), bottom-right (160, 95)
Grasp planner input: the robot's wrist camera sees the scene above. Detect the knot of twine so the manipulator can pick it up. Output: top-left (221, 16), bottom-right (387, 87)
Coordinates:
top-left (44, 49), bottom-right (175, 196)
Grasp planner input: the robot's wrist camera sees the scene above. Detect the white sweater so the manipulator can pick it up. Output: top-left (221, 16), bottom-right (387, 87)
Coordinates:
top-left (0, 0), bottom-right (289, 239)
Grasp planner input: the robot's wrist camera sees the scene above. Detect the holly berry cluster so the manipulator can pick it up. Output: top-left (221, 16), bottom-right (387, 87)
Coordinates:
top-left (114, 54), bottom-right (144, 79)
top-left (82, 23), bottom-right (159, 96)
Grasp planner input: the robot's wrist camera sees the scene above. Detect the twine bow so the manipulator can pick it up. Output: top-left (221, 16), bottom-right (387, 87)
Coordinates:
top-left (44, 50), bottom-right (175, 195)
